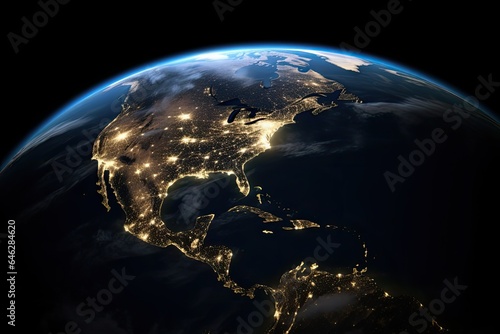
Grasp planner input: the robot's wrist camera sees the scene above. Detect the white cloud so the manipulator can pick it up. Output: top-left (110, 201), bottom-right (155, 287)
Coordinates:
top-left (274, 140), bottom-right (357, 157)
top-left (312, 51), bottom-right (371, 72)
top-left (297, 293), bottom-right (356, 320)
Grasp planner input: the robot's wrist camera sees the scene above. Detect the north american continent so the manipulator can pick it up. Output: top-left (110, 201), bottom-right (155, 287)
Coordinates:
top-left (92, 52), bottom-right (360, 300)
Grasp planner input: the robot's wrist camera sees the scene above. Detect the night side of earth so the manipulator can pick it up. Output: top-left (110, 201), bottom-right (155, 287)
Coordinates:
top-left (1, 47), bottom-right (499, 334)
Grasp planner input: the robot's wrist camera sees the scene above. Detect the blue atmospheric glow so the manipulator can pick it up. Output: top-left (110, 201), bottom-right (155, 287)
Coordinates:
top-left (2, 43), bottom-right (498, 170)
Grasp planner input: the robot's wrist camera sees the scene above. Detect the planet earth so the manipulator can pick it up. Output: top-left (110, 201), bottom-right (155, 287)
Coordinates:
top-left (1, 46), bottom-right (499, 334)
